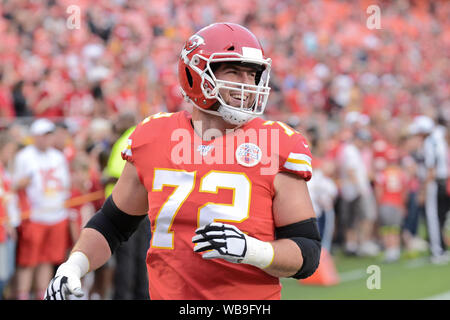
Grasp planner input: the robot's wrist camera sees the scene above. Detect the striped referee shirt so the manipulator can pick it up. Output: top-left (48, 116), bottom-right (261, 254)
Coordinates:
top-left (424, 125), bottom-right (448, 180)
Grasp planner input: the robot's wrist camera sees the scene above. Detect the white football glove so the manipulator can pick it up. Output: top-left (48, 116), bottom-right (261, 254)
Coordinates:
top-left (44, 252), bottom-right (89, 300)
top-left (192, 222), bottom-right (274, 269)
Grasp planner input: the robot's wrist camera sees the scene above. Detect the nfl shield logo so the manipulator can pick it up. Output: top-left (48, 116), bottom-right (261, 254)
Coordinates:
top-left (235, 143), bottom-right (262, 167)
top-left (197, 145), bottom-right (214, 156)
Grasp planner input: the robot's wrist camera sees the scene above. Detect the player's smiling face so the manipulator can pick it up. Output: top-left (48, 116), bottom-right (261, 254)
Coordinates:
top-left (213, 63), bottom-right (257, 109)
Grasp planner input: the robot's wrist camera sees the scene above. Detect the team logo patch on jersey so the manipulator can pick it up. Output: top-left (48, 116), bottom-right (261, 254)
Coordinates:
top-left (235, 143), bottom-right (262, 167)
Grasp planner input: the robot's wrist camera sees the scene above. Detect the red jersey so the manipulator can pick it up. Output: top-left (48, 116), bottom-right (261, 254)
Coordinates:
top-left (375, 166), bottom-right (407, 209)
top-left (121, 111), bottom-right (312, 300)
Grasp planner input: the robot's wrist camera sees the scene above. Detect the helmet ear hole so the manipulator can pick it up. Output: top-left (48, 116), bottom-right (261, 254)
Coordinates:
top-left (185, 67), bottom-right (193, 88)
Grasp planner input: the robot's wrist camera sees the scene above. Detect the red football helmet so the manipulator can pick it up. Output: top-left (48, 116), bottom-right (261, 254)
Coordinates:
top-left (178, 23), bottom-right (272, 125)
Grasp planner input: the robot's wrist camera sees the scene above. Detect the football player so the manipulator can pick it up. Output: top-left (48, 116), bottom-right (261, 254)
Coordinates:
top-left (45, 23), bottom-right (321, 300)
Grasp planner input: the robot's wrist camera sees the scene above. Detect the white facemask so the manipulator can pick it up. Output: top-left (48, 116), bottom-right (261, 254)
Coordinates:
top-left (187, 51), bottom-right (272, 125)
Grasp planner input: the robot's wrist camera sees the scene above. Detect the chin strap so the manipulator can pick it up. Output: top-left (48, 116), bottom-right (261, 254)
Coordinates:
top-left (181, 84), bottom-right (256, 126)
top-left (191, 102), bottom-right (254, 126)
top-left (218, 105), bottom-right (255, 125)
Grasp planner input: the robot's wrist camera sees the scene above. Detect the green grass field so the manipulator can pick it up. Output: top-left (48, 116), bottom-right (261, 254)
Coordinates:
top-left (281, 250), bottom-right (450, 300)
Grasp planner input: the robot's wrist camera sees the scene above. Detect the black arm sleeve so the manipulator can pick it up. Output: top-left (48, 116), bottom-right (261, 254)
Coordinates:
top-left (85, 196), bottom-right (147, 254)
top-left (275, 218), bottom-right (322, 279)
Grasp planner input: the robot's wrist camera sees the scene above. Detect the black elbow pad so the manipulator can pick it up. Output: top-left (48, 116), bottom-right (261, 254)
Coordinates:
top-left (85, 196), bottom-right (147, 254)
top-left (275, 218), bottom-right (322, 279)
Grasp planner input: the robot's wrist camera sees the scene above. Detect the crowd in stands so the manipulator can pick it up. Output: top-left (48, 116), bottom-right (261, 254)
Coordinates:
top-left (0, 0), bottom-right (449, 299)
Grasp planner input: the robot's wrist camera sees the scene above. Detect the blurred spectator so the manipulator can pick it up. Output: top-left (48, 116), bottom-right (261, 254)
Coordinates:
top-left (432, 117), bottom-right (450, 253)
top-left (374, 147), bottom-right (408, 263)
top-left (0, 130), bottom-right (19, 299)
top-left (104, 112), bottom-right (137, 196)
top-left (11, 81), bottom-right (32, 118)
top-left (13, 119), bottom-right (71, 299)
top-left (53, 121), bottom-right (76, 162)
top-left (337, 127), bottom-right (379, 256)
top-left (67, 154), bottom-right (96, 248)
top-left (0, 71), bottom-right (15, 119)
top-left (410, 115), bottom-right (450, 264)
top-left (307, 158), bottom-right (338, 252)
top-left (401, 154), bottom-right (428, 256)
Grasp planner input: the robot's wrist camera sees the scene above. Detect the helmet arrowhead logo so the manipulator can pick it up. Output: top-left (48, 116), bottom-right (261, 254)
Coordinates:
top-left (181, 35), bottom-right (205, 63)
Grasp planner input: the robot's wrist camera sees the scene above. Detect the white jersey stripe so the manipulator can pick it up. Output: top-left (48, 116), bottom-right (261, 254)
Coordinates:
top-left (283, 161), bottom-right (312, 173)
top-left (287, 152), bottom-right (312, 163)
top-left (286, 158), bottom-right (312, 167)
top-left (122, 139), bottom-right (133, 157)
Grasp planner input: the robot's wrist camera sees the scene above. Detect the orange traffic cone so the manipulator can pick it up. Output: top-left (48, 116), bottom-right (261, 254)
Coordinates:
top-left (299, 248), bottom-right (340, 286)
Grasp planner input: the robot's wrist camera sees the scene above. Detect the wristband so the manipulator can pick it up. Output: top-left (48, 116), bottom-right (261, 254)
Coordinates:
top-left (242, 235), bottom-right (274, 269)
top-left (57, 251), bottom-right (90, 278)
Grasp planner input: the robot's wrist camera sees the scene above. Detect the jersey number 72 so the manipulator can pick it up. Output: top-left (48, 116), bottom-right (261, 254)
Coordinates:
top-left (150, 168), bottom-right (251, 249)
